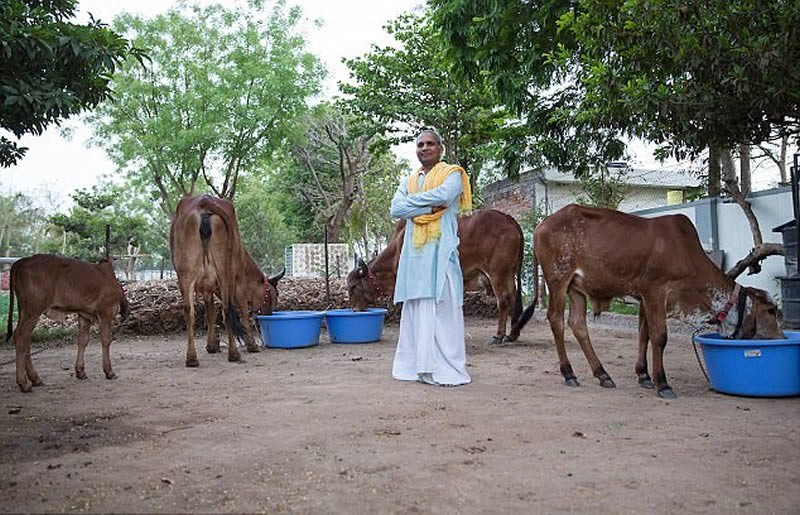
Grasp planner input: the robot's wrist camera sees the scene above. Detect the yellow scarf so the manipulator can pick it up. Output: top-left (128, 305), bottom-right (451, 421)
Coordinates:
top-left (407, 161), bottom-right (472, 248)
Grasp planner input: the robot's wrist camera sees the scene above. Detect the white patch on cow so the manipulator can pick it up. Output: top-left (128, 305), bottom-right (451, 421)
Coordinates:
top-left (574, 267), bottom-right (584, 278)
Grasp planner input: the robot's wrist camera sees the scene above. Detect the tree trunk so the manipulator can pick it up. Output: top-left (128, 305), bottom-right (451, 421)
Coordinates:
top-left (719, 148), bottom-right (784, 277)
top-left (779, 134), bottom-right (788, 184)
top-left (708, 145), bottom-right (721, 197)
top-left (739, 144), bottom-right (751, 197)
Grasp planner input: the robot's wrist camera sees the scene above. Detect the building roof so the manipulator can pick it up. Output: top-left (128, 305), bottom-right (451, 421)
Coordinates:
top-left (540, 166), bottom-right (700, 188)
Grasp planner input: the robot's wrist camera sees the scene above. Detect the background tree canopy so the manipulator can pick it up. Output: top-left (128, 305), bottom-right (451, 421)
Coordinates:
top-left (431, 0), bottom-right (800, 166)
top-left (0, 0), bottom-right (144, 167)
top-left (87, 0), bottom-right (325, 216)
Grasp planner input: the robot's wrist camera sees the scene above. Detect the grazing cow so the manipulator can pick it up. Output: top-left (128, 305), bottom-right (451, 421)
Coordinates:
top-left (348, 209), bottom-right (524, 343)
top-left (510, 204), bottom-right (783, 398)
top-left (170, 195), bottom-right (283, 367)
top-left (6, 254), bottom-right (130, 393)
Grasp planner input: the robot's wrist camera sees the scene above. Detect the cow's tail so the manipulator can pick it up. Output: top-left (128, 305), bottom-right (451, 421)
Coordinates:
top-left (226, 302), bottom-right (247, 340)
top-left (5, 263), bottom-right (15, 342)
top-left (509, 246), bottom-right (539, 340)
top-left (510, 219), bottom-right (524, 326)
top-left (199, 212), bottom-right (213, 251)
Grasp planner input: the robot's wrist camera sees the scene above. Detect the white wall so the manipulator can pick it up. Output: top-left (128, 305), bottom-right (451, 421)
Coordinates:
top-left (635, 187), bottom-right (793, 300)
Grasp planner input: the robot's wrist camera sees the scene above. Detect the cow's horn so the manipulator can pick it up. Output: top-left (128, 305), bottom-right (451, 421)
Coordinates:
top-left (357, 258), bottom-right (368, 276)
top-left (268, 268), bottom-right (285, 285)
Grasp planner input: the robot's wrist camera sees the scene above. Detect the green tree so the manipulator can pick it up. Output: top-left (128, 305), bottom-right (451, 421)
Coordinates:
top-left (341, 11), bottom-right (508, 188)
top-left (0, 0), bottom-right (144, 167)
top-left (555, 0), bottom-right (800, 159)
top-left (0, 192), bottom-right (49, 256)
top-left (47, 182), bottom-right (159, 263)
top-left (87, 0), bottom-right (324, 216)
top-left (430, 0), bottom-right (628, 175)
top-left (235, 180), bottom-right (297, 274)
top-left (277, 103), bottom-right (404, 245)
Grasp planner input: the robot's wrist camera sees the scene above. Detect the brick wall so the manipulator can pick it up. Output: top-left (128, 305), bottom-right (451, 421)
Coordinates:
top-left (481, 173), bottom-right (538, 221)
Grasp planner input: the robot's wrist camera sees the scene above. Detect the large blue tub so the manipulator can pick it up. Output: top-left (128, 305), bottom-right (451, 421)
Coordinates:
top-left (693, 331), bottom-right (800, 397)
top-left (324, 308), bottom-right (388, 344)
top-left (256, 311), bottom-right (323, 349)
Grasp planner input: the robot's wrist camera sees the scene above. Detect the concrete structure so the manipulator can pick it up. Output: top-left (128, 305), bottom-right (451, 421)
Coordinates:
top-left (285, 243), bottom-right (350, 279)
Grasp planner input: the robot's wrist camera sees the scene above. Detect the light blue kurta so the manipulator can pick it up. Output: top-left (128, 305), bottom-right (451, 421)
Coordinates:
top-left (390, 169), bottom-right (465, 305)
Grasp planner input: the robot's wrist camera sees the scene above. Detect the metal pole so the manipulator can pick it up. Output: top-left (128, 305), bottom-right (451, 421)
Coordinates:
top-left (324, 223), bottom-right (331, 303)
top-left (793, 153), bottom-right (800, 277)
top-left (105, 225), bottom-right (111, 259)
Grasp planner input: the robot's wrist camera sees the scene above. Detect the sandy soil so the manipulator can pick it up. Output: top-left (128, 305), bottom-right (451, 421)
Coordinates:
top-left (1, 315), bottom-right (798, 514)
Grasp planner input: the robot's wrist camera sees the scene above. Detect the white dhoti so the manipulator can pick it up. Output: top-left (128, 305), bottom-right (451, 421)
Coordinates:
top-left (392, 263), bottom-right (471, 386)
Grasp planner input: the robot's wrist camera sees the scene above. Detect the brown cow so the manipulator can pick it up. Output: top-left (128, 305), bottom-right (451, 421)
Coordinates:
top-left (348, 209), bottom-right (524, 343)
top-left (5, 254), bottom-right (130, 393)
top-left (516, 204), bottom-right (784, 398)
top-left (170, 195), bottom-right (283, 367)
top-left (510, 204), bottom-right (783, 398)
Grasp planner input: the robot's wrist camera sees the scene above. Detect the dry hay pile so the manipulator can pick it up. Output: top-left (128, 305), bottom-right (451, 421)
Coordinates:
top-left (32, 278), bottom-right (499, 337)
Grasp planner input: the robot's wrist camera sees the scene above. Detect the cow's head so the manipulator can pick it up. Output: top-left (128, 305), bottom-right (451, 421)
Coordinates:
top-left (257, 268), bottom-right (285, 315)
top-left (732, 287), bottom-right (783, 339)
top-left (347, 258), bottom-right (375, 311)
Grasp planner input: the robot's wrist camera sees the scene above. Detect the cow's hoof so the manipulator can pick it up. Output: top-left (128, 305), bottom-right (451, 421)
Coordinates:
top-left (31, 377), bottom-right (44, 387)
top-left (186, 358), bottom-right (199, 368)
top-left (206, 345), bottom-right (221, 354)
top-left (657, 387), bottom-right (677, 399)
top-left (105, 371), bottom-right (117, 380)
top-left (638, 376), bottom-right (655, 389)
top-left (76, 370), bottom-right (87, 380)
top-left (599, 376), bottom-right (616, 388)
top-left (489, 335), bottom-right (504, 345)
top-left (245, 345), bottom-right (261, 353)
top-left (228, 354), bottom-right (242, 363)
top-left (564, 377), bottom-right (580, 387)
top-left (18, 382), bottom-right (32, 393)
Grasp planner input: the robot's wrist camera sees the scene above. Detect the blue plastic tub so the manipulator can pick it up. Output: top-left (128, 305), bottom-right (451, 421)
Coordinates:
top-left (324, 308), bottom-right (388, 344)
top-left (694, 331), bottom-right (800, 397)
top-left (256, 311), bottom-right (323, 349)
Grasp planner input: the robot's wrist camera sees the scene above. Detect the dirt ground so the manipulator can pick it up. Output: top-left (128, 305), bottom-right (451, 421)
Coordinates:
top-left (1, 314), bottom-right (798, 514)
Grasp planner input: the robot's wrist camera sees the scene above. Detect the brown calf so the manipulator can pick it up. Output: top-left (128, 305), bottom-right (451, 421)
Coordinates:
top-left (6, 254), bottom-right (130, 393)
top-left (348, 209), bottom-right (525, 343)
top-left (170, 195), bottom-right (283, 367)
top-left (511, 204), bottom-right (783, 398)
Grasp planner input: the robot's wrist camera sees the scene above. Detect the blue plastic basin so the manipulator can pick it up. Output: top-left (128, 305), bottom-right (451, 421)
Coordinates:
top-left (256, 311), bottom-right (323, 349)
top-left (693, 331), bottom-right (800, 397)
top-left (325, 308), bottom-right (388, 344)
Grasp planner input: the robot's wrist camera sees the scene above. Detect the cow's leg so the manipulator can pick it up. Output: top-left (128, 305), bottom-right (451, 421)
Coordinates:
top-left (203, 292), bottom-right (220, 354)
top-left (642, 302), bottom-right (674, 398)
top-left (179, 280), bottom-right (199, 367)
top-left (567, 290), bottom-right (615, 388)
top-left (98, 317), bottom-right (116, 380)
top-left (75, 316), bottom-right (91, 380)
top-left (546, 285), bottom-right (578, 386)
top-left (239, 300), bottom-right (261, 353)
top-left (242, 326), bottom-right (261, 353)
top-left (13, 315), bottom-right (39, 392)
top-left (489, 278), bottom-right (512, 344)
top-left (491, 279), bottom-right (507, 343)
top-left (635, 310), bottom-right (654, 388)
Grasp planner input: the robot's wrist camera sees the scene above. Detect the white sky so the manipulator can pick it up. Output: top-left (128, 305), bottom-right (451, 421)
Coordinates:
top-left (0, 0), bottom-right (423, 208)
